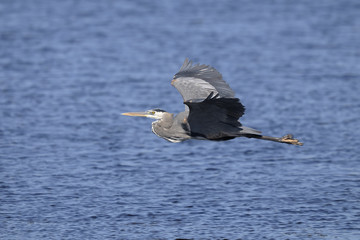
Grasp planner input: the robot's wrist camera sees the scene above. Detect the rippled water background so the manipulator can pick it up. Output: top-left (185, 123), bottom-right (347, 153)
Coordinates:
top-left (1, 0), bottom-right (360, 239)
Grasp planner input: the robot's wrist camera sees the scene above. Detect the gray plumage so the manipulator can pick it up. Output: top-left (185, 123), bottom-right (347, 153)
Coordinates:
top-left (123, 59), bottom-right (303, 146)
top-left (172, 58), bottom-right (235, 103)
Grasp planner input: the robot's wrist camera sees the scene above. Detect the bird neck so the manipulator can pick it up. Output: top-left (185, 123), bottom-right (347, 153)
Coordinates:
top-left (153, 113), bottom-right (174, 129)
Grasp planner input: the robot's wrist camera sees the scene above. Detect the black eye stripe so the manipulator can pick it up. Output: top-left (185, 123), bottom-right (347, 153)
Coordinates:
top-left (151, 109), bottom-right (166, 112)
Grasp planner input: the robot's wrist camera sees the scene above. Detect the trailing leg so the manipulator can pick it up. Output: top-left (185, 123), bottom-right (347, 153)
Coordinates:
top-left (245, 133), bottom-right (303, 146)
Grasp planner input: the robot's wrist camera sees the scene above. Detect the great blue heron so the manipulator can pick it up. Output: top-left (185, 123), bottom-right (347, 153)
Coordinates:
top-left (123, 59), bottom-right (303, 146)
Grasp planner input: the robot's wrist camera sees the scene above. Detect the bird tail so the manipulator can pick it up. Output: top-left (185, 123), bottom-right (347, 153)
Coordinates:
top-left (239, 126), bottom-right (262, 136)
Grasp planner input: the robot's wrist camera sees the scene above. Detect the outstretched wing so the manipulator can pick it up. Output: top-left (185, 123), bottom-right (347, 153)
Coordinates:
top-left (171, 58), bottom-right (235, 102)
top-left (184, 93), bottom-right (245, 140)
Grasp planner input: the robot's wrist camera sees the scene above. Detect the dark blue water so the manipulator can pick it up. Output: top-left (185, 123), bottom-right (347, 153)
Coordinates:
top-left (1, 0), bottom-right (360, 239)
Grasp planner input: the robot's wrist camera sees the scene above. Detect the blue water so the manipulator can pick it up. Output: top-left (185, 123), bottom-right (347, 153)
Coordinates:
top-left (1, 0), bottom-right (360, 239)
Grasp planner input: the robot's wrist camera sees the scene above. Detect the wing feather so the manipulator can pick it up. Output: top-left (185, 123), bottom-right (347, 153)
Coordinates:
top-left (171, 58), bottom-right (235, 102)
top-left (184, 94), bottom-right (245, 140)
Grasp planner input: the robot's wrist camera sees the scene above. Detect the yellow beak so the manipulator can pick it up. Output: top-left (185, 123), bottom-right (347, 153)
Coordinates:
top-left (122, 112), bottom-right (149, 117)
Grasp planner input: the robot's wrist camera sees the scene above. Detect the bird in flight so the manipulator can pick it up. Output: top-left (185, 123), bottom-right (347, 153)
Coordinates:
top-left (123, 59), bottom-right (303, 145)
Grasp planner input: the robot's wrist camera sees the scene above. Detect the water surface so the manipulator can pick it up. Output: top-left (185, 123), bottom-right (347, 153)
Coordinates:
top-left (1, 1), bottom-right (360, 239)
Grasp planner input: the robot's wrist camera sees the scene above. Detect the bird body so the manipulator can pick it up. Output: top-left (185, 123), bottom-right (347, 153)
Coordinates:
top-left (123, 59), bottom-right (303, 146)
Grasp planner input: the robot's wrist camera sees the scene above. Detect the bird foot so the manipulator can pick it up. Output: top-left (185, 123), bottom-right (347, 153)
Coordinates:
top-left (280, 134), bottom-right (303, 146)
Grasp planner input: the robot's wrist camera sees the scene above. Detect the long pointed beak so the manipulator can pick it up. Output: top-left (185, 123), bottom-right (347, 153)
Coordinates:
top-left (122, 112), bottom-right (149, 117)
